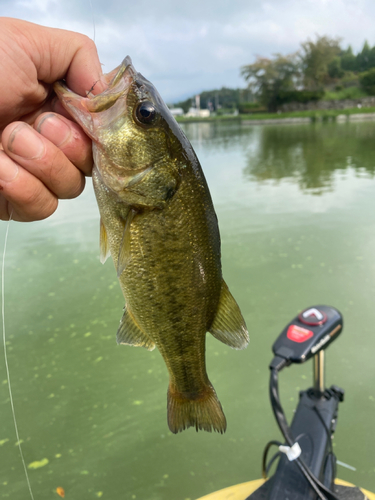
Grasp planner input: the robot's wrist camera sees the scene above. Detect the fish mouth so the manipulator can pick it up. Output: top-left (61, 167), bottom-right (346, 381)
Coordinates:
top-left (53, 56), bottom-right (136, 119)
top-left (85, 56), bottom-right (137, 113)
top-left (54, 57), bottom-right (155, 192)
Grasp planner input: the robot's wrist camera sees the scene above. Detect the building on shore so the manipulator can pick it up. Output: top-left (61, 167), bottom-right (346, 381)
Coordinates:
top-left (169, 107), bottom-right (185, 117)
top-left (185, 107), bottom-right (210, 118)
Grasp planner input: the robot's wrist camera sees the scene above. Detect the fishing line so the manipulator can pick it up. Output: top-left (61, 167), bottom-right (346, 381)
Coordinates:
top-left (89, 0), bottom-right (96, 43)
top-left (2, 210), bottom-right (35, 500)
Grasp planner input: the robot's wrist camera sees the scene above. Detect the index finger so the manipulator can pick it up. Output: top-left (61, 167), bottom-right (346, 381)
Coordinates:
top-left (4, 18), bottom-right (106, 96)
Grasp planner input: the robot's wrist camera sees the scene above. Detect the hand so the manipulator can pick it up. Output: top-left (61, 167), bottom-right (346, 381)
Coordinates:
top-left (0, 17), bottom-right (106, 222)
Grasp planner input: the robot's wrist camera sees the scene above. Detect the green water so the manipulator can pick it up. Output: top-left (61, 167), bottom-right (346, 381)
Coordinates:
top-left (1, 121), bottom-right (375, 499)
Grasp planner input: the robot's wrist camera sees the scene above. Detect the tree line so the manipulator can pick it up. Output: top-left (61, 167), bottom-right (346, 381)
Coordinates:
top-left (173, 36), bottom-right (375, 114)
top-left (241, 35), bottom-right (375, 111)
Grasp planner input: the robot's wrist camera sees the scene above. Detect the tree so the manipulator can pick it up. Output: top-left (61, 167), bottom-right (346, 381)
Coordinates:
top-left (241, 53), bottom-right (300, 111)
top-left (301, 35), bottom-right (342, 89)
top-left (340, 45), bottom-right (357, 72)
top-left (357, 40), bottom-right (371, 72)
top-left (359, 68), bottom-right (375, 95)
top-left (327, 57), bottom-right (344, 79)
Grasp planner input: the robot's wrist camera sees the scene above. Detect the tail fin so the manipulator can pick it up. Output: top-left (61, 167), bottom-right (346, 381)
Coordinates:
top-left (167, 383), bottom-right (227, 434)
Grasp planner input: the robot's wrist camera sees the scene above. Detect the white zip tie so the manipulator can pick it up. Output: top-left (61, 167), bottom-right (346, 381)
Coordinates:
top-left (279, 442), bottom-right (302, 461)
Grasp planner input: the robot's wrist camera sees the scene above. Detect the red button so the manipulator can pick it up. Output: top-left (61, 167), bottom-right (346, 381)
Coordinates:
top-left (287, 324), bottom-right (314, 343)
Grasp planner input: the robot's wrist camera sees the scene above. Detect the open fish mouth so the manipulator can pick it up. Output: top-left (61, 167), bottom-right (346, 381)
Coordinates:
top-left (53, 56), bottom-right (136, 125)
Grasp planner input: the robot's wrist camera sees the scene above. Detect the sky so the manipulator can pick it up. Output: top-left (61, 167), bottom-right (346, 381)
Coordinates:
top-left (2, 0), bottom-right (375, 102)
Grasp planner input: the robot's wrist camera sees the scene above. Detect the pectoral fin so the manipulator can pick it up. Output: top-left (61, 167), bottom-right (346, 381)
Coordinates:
top-left (209, 281), bottom-right (249, 350)
top-left (117, 209), bottom-right (136, 277)
top-left (117, 307), bottom-right (155, 351)
top-left (99, 218), bottom-right (111, 264)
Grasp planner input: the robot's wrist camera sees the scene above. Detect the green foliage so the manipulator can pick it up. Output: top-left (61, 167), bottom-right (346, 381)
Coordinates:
top-left (238, 102), bottom-right (266, 114)
top-left (340, 46), bottom-right (357, 71)
top-left (327, 57), bottom-right (344, 79)
top-left (323, 86), bottom-right (368, 100)
top-left (241, 53), bottom-right (300, 111)
top-left (199, 87), bottom-right (242, 109)
top-left (357, 41), bottom-right (372, 72)
top-left (359, 68), bottom-right (375, 95)
top-left (175, 106), bottom-right (375, 124)
top-left (177, 34), bottom-right (375, 115)
top-left (239, 34), bottom-right (375, 111)
top-left (276, 89), bottom-right (324, 104)
top-left (340, 42), bottom-right (375, 73)
top-left (301, 35), bottom-right (342, 88)
top-left (340, 71), bottom-right (360, 88)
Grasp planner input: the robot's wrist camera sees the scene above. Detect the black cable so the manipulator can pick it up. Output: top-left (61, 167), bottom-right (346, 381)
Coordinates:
top-left (261, 440), bottom-right (282, 479)
top-left (313, 405), bottom-right (333, 456)
top-left (312, 405), bottom-right (337, 489)
top-left (266, 452), bottom-right (281, 478)
top-left (270, 366), bottom-right (341, 500)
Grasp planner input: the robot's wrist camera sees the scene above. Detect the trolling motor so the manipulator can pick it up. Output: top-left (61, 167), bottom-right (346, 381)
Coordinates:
top-left (247, 305), bottom-right (366, 500)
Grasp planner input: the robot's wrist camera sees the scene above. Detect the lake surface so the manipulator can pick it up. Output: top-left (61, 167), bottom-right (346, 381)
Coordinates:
top-left (1, 120), bottom-right (375, 499)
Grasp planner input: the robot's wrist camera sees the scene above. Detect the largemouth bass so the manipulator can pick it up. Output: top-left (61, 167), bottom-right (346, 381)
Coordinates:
top-left (54, 57), bottom-right (249, 433)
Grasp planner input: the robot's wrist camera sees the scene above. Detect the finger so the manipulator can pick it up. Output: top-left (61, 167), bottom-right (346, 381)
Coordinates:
top-left (18, 98), bottom-right (54, 126)
top-left (13, 19), bottom-right (107, 95)
top-left (0, 150), bottom-right (58, 222)
top-left (2, 122), bottom-right (85, 199)
top-left (0, 19), bottom-right (107, 129)
top-left (0, 99), bottom-right (52, 147)
top-left (34, 112), bottom-right (93, 176)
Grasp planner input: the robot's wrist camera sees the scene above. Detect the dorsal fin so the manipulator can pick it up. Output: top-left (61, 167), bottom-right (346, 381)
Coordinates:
top-left (208, 280), bottom-right (249, 350)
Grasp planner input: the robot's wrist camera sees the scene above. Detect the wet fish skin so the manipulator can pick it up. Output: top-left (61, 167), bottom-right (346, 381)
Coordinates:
top-left (54, 57), bottom-right (249, 433)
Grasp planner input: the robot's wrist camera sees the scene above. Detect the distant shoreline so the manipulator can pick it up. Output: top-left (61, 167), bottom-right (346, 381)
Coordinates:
top-left (175, 107), bottom-right (375, 125)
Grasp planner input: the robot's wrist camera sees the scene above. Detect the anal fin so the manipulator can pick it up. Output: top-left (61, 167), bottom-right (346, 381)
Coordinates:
top-left (209, 280), bottom-right (249, 350)
top-left (117, 306), bottom-right (155, 351)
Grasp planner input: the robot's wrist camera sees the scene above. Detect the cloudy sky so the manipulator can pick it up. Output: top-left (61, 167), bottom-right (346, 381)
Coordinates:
top-left (2, 0), bottom-right (375, 102)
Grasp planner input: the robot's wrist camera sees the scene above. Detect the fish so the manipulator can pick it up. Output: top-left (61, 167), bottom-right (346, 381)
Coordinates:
top-left (53, 57), bottom-right (249, 433)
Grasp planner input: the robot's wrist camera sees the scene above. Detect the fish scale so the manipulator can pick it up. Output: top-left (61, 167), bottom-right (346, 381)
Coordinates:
top-left (125, 172), bottom-right (221, 394)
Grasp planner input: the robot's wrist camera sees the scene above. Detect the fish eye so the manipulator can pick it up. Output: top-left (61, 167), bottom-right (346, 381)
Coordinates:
top-left (135, 101), bottom-right (157, 125)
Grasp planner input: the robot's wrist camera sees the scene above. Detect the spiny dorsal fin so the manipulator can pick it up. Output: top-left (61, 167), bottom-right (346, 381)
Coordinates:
top-left (100, 218), bottom-right (111, 264)
top-left (117, 306), bottom-right (155, 351)
top-left (209, 280), bottom-right (249, 350)
top-left (117, 209), bottom-right (136, 277)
